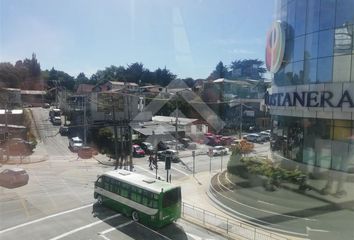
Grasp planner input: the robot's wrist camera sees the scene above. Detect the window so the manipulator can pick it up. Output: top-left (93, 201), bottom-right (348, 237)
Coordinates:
top-left (334, 27), bottom-right (353, 55)
top-left (318, 30), bottom-right (334, 58)
top-left (287, 0), bottom-right (296, 40)
top-left (162, 188), bottom-right (181, 208)
top-left (306, 0), bottom-right (320, 34)
top-left (333, 55), bottom-right (351, 82)
top-left (335, 0), bottom-right (354, 27)
top-left (305, 32), bottom-right (318, 59)
top-left (304, 59), bottom-right (317, 83)
top-left (319, 0), bottom-right (336, 30)
top-left (294, 0), bottom-right (307, 37)
top-left (292, 61), bottom-right (304, 84)
top-left (294, 36), bottom-right (305, 61)
top-left (317, 57), bottom-right (333, 83)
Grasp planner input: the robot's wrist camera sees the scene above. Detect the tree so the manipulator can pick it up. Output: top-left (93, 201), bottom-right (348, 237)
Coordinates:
top-left (209, 61), bottom-right (229, 80)
top-left (229, 59), bottom-right (266, 80)
top-left (125, 62), bottom-right (145, 84)
top-left (0, 62), bottom-right (21, 88)
top-left (153, 67), bottom-right (176, 87)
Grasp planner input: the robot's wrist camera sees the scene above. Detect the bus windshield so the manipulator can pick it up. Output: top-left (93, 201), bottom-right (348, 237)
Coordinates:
top-left (162, 188), bottom-right (181, 208)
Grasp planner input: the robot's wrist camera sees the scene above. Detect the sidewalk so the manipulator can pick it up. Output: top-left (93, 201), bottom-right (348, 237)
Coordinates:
top-left (175, 171), bottom-right (304, 240)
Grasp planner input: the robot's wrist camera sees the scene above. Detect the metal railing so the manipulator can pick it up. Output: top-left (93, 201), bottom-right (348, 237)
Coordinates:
top-left (182, 202), bottom-right (291, 240)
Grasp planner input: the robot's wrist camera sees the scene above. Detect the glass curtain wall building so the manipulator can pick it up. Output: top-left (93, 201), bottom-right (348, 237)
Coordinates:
top-left (268, 0), bottom-right (354, 197)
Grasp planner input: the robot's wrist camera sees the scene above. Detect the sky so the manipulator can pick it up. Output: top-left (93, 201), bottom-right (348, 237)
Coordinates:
top-left (0, 0), bottom-right (276, 79)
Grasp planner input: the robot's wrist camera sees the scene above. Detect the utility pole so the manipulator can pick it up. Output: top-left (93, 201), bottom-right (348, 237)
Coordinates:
top-left (239, 100), bottom-right (243, 139)
top-left (83, 96), bottom-right (87, 145)
top-left (175, 94), bottom-right (179, 152)
top-left (5, 103), bottom-right (9, 162)
top-left (111, 96), bottom-right (119, 170)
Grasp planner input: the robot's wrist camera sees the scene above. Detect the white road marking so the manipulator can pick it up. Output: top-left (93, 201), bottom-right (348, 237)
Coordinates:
top-left (49, 213), bottom-right (122, 240)
top-left (135, 222), bottom-right (172, 240)
top-left (171, 166), bottom-right (189, 176)
top-left (306, 226), bottom-right (330, 233)
top-left (99, 235), bottom-right (111, 240)
top-left (0, 203), bottom-right (93, 235)
top-left (257, 200), bottom-right (275, 206)
top-left (98, 221), bottom-right (133, 235)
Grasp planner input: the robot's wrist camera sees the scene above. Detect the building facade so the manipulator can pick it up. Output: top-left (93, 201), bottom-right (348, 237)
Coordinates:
top-left (268, 0), bottom-right (354, 196)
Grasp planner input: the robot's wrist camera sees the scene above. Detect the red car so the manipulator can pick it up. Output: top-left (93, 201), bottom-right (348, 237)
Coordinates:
top-left (132, 144), bottom-right (145, 157)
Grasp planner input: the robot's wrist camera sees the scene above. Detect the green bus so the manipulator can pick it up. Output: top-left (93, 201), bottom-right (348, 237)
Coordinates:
top-left (94, 170), bottom-right (181, 228)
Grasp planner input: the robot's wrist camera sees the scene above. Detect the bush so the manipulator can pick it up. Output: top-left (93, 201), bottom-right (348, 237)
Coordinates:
top-left (228, 156), bottom-right (307, 190)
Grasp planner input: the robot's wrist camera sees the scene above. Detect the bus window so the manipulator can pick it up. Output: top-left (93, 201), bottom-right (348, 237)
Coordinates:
top-left (163, 188), bottom-right (181, 208)
top-left (96, 176), bottom-right (103, 188)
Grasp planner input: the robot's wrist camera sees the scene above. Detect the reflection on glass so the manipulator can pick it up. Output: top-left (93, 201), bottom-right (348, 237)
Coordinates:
top-left (305, 32), bottom-right (318, 59)
top-left (318, 29), bottom-right (334, 57)
top-left (336, 0), bottom-right (354, 27)
top-left (284, 39), bottom-right (294, 63)
top-left (304, 59), bottom-right (317, 83)
top-left (294, 0), bottom-right (306, 37)
top-left (319, 0), bottom-right (336, 30)
top-left (317, 57), bottom-right (333, 82)
top-left (294, 35), bottom-right (305, 61)
top-left (306, 0), bottom-right (320, 34)
top-left (292, 61), bottom-right (304, 84)
top-left (333, 55), bottom-right (351, 82)
top-left (287, 0), bottom-right (295, 40)
top-left (334, 26), bottom-right (353, 55)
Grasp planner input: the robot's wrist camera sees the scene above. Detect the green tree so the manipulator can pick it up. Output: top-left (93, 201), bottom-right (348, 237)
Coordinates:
top-left (209, 61), bottom-right (229, 80)
top-left (230, 59), bottom-right (266, 80)
top-left (0, 62), bottom-right (21, 88)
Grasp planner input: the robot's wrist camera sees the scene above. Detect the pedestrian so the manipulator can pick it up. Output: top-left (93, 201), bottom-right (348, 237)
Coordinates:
top-left (149, 154), bottom-right (153, 169)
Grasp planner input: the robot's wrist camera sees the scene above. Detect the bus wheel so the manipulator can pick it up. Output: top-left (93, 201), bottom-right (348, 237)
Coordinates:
top-left (132, 211), bottom-right (139, 222)
top-left (97, 195), bottom-right (103, 205)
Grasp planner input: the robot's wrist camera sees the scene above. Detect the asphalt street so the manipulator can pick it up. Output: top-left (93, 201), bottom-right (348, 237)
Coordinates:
top-left (0, 107), bottom-right (227, 240)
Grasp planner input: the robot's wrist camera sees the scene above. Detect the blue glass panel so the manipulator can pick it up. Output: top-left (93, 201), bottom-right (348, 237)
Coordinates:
top-left (294, 35), bottom-right (305, 61)
top-left (318, 29), bottom-right (334, 57)
top-left (336, 0), bottom-right (354, 27)
top-left (317, 57), bottom-right (333, 83)
top-left (305, 32), bottom-right (319, 59)
top-left (306, 0), bottom-right (320, 33)
top-left (319, 0), bottom-right (335, 30)
top-left (295, 0), bottom-right (307, 37)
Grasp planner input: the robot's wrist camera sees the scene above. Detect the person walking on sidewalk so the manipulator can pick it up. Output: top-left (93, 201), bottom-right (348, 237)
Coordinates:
top-left (149, 154), bottom-right (154, 170)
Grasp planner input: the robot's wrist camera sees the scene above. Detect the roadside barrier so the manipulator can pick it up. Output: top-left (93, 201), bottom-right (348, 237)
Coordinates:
top-left (182, 202), bottom-right (292, 240)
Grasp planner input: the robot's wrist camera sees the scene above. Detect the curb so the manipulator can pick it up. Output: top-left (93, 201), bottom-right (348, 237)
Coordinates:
top-left (207, 172), bottom-right (309, 239)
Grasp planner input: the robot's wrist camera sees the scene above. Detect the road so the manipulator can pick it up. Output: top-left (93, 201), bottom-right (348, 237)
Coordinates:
top-left (0, 107), bottom-right (227, 240)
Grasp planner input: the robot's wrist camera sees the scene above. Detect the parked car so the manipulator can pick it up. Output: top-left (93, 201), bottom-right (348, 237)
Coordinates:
top-left (140, 142), bottom-right (154, 154)
top-left (157, 141), bottom-right (169, 151)
top-left (220, 136), bottom-right (234, 146)
top-left (7, 138), bottom-right (35, 155)
top-left (244, 133), bottom-right (262, 143)
top-left (0, 168), bottom-right (29, 188)
top-left (211, 146), bottom-right (228, 156)
top-left (179, 137), bottom-right (197, 149)
top-left (59, 126), bottom-right (69, 136)
top-left (132, 144), bottom-right (145, 157)
top-left (259, 131), bottom-right (271, 141)
top-left (157, 149), bottom-right (180, 163)
top-left (43, 103), bottom-right (50, 108)
top-left (52, 116), bottom-right (62, 125)
top-left (167, 140), bottom-right (185, 150)
top-left (69, 137), bottom-right (83, 151)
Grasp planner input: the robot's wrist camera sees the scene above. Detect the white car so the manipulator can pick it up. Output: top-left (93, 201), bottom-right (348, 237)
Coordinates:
top-left (212, 146), bottom-right (228, 156)
top-left (244, 133), bottom-right (262, 143)
top-left (69, 137), bottom-right (83, 151)
top-left (259, 131), bottom-right (271, 141)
